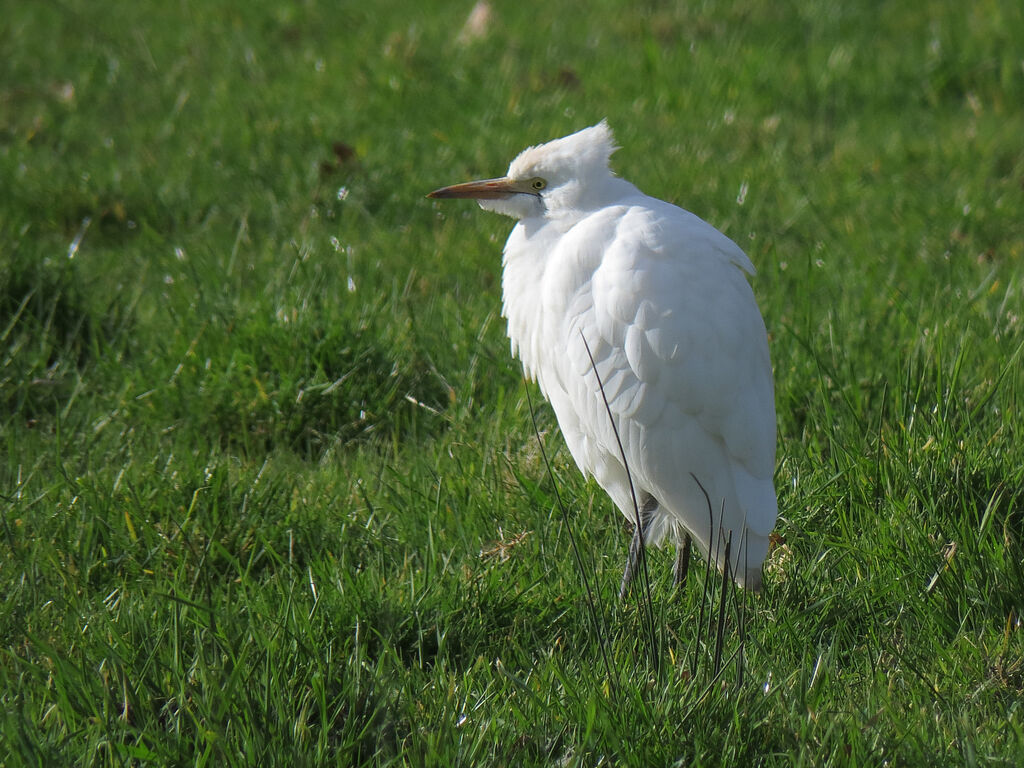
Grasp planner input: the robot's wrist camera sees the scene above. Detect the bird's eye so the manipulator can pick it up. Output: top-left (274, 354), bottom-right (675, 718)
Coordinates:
top-left (531, 178), bottom-right (547, 191)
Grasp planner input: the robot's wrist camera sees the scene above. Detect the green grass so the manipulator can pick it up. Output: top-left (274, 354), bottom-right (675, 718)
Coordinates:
top-left (3, 0), bottom-right (1024, 764)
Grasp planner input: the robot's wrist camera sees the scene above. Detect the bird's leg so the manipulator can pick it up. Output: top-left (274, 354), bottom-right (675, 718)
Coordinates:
top-left (619, 525), bottom-right (645, 600)
top-left (619, 494), bottom-right (658, 600)
top-left (673, 533), bottom-right (693, 591)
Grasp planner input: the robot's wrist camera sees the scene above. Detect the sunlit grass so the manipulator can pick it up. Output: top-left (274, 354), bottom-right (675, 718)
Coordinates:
top-left (2, 0), bottom-right (1023, 765)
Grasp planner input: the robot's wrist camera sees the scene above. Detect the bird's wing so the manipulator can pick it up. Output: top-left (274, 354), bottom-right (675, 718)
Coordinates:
top-left (548, 203), bottom-right (776, 559)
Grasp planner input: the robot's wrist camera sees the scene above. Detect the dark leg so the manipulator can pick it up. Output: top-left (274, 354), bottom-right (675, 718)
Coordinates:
top-left (619, 494), bottom-right (658, 600)
top-left (673, 533), bottom-right (692, 591)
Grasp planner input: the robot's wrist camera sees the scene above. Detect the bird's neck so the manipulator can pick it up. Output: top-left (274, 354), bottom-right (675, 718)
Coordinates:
top-left (541, 177), bottom-right (637, 228)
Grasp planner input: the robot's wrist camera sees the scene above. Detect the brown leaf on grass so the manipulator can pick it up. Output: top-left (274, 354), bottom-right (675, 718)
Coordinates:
top-left (320, 141), bottom-right (357, 177)
top-left (480, 529), bottom-right (532, 562)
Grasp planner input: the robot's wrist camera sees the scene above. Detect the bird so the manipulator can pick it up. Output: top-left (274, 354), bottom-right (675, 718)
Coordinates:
top-left (428, 121), bottom-right (777, 595)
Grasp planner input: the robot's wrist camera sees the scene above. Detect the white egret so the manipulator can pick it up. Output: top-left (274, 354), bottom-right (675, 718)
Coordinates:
top-left (429, 122), bottom-right (777, 594)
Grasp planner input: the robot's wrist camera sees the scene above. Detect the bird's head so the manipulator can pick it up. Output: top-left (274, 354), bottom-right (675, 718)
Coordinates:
top-left (428, 121), bottom-right (620, 220)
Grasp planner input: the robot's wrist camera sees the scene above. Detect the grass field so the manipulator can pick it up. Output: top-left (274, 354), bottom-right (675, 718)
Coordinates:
top-left (3, 0), bottom-right (1024, 764)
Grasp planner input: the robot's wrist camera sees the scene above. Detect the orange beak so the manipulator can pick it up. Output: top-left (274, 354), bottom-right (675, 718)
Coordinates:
top-left (427, 177), bottom-right (538, 200)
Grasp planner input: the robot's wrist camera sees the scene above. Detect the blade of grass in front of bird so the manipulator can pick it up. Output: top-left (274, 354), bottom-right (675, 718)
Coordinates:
top-left (580, 331), bottom-right (659, 673)
top-left (713, 529), bottom-right (732, 677)
top-left (524, 383), bottom-right (618, 703)
top-left (691, 473), bottom-right (715, 680)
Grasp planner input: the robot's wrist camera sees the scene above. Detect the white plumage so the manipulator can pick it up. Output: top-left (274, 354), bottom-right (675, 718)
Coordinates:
top-left (429, 121), bottom-right (777, 592)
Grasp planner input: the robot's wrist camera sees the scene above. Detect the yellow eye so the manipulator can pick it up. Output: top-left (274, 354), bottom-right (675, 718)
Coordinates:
top-left (531, 178), bottom-right (547, 191)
